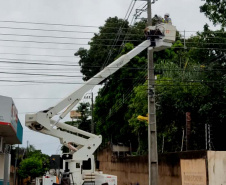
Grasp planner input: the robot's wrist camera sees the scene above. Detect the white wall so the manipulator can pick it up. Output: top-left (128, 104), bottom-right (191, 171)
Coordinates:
top-left (208, 151), bottom-right (226, 185)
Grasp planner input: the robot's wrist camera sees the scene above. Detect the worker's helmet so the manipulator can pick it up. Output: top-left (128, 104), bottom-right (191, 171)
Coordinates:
top-left (164, 13), bottom-right (170, 17)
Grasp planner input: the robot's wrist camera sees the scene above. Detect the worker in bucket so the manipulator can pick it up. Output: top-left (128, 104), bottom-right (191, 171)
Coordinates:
top-left (153, 14), bottom-right (163, 24)
top-left (163, 13), bottom-right (172, 24)
top-left (144, 27), bottom-right (163, 47)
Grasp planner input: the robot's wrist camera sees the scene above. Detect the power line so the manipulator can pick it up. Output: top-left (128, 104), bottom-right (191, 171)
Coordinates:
top-left (0, 59), bottom-right (145, 68)
top-left (0, 71), bottom-right (84, 78)
top-left (0, 57), bottom-right (78, 65)
top-left (0, 44), bottom-right (81, 51)
top-left (101, 0), bottom-right (137, 69)
top-left (0, 32), bottom-right (162, 41)
top-left (0, 51), bottom-right (77, 58)
top-left (0, 79), bottom-right (85, 84)
top-left (0, 67), bottom-right (82, 72)
top-left (0, 20), bottom-right (101, 28)
top-left (0, 37), bottom-right (225, 49)
top-left (14, 97), bottom-right (63, 100)
top-left (0, 25), bottom-right (97, 34)
top-left (0, 58), bottom-right (225, 71)
top-left (0, 59), bottom-right (79, 67)
top-left (0, 32), bottom-right (225, 44)
top-left (0, 38), bottom-right (88, 45)
top-left (0, 68), bottom-right (225, 80)
top-left (0, 22), bottom-right (224, 34)
top-left (0, 40), bottom-right (223, 52)
top-left (0, 71), bottom-right (149, 79)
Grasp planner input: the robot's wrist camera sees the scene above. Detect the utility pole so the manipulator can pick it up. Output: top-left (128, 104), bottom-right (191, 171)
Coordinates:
top-left (91, 92), bottom-right (94, 134)
top-left (84, 92), bottom-right (94, 134)
top-left (147, 1), bottom-right (158, 185)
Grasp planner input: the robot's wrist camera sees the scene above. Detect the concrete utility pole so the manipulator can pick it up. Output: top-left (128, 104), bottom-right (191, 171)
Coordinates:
top-left (91, 92), bottom-right (94, 134)
top-left (84, 92), bottom-right (94, 134)
top-left (147, 1), bottom-right (158, 185)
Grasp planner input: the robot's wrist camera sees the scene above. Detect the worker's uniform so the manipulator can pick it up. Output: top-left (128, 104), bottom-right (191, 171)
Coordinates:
top-left (163, 17), bottom-right (172, 24)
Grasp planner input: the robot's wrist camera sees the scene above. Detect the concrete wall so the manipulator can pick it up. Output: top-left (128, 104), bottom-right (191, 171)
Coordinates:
top-left (180, 159), bottom-right (207, 185)
top-left (98, 149), bottom-right (226, 185)
top-left (158, 153), bottom-right (181, 185)
top-left (207, 151), bottom-right (226, 185)
top-left (97, 148), bottom-right (210, 185)
top-left (97, 147), bottom-right (148, 185)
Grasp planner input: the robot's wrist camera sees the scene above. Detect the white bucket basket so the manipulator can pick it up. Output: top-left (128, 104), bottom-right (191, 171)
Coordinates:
top-left (156, 23), bottom-right (177, 43)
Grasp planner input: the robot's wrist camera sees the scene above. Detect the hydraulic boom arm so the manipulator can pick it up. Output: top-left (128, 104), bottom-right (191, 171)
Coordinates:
top-left (25, 23), bottom-right (176, 161)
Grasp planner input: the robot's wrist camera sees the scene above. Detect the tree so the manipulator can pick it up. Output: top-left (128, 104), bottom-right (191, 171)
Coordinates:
top-left (126, 81), bottom-right (148, 155)
top-left (126, 24), bottom-right (226, 152)
top-left (76, 102), bottom-right (91, 132)
top-left (185, 26), bottom-right (226, 149)
top-left (18, 157), bottom-right (43, 179)
top-left (76, 15), bottom-right (226, 153)
top-left (18, 148), bottom-right (49, 183)
top-left (75, 17), bottom-right (130, 81)
top-left (94, 42), bottom-right (147, 147)
top-left (126, 55), bottom-right (212, 153)
top-left (200, 0), bottom-right (226, 27)
top-left (65, 102), bottom-right (91, 132)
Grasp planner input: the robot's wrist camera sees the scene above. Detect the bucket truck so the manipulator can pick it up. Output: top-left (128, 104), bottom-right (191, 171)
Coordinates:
top-left (25, 23), bottom-right (176, 185)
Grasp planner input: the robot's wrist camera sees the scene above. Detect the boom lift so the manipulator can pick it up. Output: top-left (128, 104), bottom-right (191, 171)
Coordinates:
top-left (25, 23), bottom-right (176, 185)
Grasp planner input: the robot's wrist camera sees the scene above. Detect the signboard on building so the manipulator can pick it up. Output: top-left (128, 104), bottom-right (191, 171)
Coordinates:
top-left (0, 95), bottom-right (23, 144)
top-left (70, 110), bottom-right (81, 119)
top-left (181, 159), bottom-right (207, 185)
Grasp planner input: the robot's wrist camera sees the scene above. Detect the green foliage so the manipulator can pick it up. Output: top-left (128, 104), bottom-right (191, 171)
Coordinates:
top-left (76, 15), bottom-right (226, 154)
top-left (185, 28), bottom-right (226, 150)
top-left (186, 25), bottom-right (226, 65)
top-left (126, 26), bottom-right (226, 152)
top-left (126, 82), bottom-right (148, 155)
top-left (65, 102), bottom-right (91, 132)
top-left (155, 77), bottom-right (210, 152)
top-left (18, 148), bottom-right (49, 180)
top-left (75, 17), bottom-right (130, 81)
top-left (18, 157), bottom-right (43, 179)
top-left (94, 42), bottom-right (147, 147)
top-left (200, 0), bottom-right (226, 27)
top-left (76, 102), bottom-right (91, 132)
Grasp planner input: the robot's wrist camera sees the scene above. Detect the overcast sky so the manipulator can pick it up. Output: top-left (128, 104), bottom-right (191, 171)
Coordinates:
top-left (0, 0), bottom-right (219, 155)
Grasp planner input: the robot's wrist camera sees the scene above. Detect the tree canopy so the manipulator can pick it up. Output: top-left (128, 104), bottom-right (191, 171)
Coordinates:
top-left (200, 0), bottom-right (226, 27)
top-left (75, 12), bottom-right (226, 154)
top-left (18, 147), bottom-right (49, 181)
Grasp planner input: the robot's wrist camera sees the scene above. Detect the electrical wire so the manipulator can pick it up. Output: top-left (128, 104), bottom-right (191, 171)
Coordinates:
top-left (0, 32), bottom-right (225, 44)
top-left (0, 59), bottom-right (79, 67)
top-left (0, 51), bottom-right (77, 58)
top-left (0, 44), bottom-right (81, 51)
top-left (0, 32), bottom-right (172, 41)
top-left (106, 63), bottom-right (148, 119)
top-left (0, 37), bottom-right (225, 49)
top-left (0, 61), bottom-right (225, 73)
top-left (0, 19), bottom-right (225, 32)
top-left (0, 57), bottom-right (79, 65)
top-left (101, 0), bottom-right (137, 69)
top-left (0, 21), bottom-right (224, 34)
top-left (0, 25), bottom-right (97, 34)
